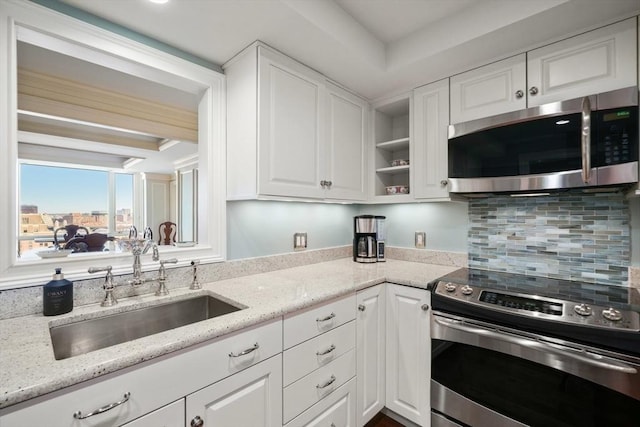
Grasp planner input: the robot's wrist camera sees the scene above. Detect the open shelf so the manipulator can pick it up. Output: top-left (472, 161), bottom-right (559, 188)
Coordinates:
top-left (376, 137), bottom-right (410, 151)
top-left (373, 96), bottom-right (411, 198)
top-left (376, 165), bottom-right (410, 175)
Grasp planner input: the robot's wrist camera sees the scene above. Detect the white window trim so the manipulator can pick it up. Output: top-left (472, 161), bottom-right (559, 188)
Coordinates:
top-left (0, 0), bottom-right (226, 288)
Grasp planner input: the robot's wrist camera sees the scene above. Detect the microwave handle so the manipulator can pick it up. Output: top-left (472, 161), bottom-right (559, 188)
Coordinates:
top-left (581, 96), bottom-right (591, 184)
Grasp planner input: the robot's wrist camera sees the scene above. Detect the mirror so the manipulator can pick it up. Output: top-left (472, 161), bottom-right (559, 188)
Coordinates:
top-left (0, 1), bottom-right (226, 288)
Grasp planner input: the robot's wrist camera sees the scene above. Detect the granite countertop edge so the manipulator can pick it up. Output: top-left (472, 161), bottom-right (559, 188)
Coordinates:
top-left (0, 258), bottom-right (457, 410)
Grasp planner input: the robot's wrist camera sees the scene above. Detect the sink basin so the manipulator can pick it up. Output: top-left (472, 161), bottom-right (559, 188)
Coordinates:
top-left (50, 295), bottom-right (242, 360)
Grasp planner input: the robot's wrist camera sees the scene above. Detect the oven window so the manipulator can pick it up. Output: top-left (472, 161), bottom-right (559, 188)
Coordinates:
top-left (432, 339), bottom-right (640, 426)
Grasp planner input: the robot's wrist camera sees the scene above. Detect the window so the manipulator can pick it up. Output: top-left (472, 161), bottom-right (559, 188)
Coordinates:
top-left (1, 1), bottom-right (225, 288)
top-left (18, 163), bottom-right (134, 257)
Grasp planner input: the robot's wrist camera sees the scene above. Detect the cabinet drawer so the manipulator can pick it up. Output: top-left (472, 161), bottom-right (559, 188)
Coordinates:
top-left (283, 320), bottom-right (355, 386)
top-left (285, 378), bottom-right (356, 427)
top-left (120, 399), bottom-right (184, 427)
top-left (0, 319), bottom-right (282, 427)
top-left (284, 294), bottom-right (356, 349)
top-left (283, 349), bottom-right (356, 423)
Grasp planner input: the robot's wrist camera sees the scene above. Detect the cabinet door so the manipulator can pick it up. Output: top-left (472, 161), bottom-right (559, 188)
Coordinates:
top-left (527, 18), bottom-right (637, 106)
top-left (258, 47), bottom-right (325, 199)
top-left (450, 54), bottom-right (526, 123)
top-left (413, 79), bottom-right (450, 200)
top-left (285, 378), bottom-right (357, 427)
top-left (185, 355), bottom-right (282, 427)
top-left (356, 284), bottom-right (386, 427)
top-left (121, 399), bottom-right (184, 427)
top-left (325, 81), bottom-right (368, 201)
top-left (385, 284), bottom-right (431, 426)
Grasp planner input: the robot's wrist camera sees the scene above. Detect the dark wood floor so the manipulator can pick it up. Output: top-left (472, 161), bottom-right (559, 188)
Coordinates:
top-left (364, 412), bottom-right (406, 427)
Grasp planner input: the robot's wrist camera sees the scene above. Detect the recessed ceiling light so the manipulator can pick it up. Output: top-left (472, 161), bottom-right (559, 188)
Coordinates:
top-left (149, 0), bottom-right (169, 4)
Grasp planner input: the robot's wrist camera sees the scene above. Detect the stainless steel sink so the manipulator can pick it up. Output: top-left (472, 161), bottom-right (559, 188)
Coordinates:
top-left (50, 295), bottom-right (242, 360)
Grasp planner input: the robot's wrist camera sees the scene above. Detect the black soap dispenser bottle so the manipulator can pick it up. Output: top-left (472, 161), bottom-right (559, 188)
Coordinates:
top-left (43, 268), bottom-right (73, 316)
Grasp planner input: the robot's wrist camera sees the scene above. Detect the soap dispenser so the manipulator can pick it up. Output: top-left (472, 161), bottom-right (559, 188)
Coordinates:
top-left (43, 268), bottom-right (73, 316)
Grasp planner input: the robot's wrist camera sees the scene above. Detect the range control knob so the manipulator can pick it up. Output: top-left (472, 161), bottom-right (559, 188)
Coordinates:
top-left (573, 303), bottom-right (592, 317)
top-left (444, 282), bottom-right (457, 292)
top-left (460, 285), bottom-right (473, 296)
top-left (602, 307), bottom-right (623, 322)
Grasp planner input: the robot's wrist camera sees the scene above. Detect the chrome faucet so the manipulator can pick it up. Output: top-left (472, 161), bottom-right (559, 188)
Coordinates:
top-left (156, 258), bottom-right (178, 296)
top-left (88, 265), bottom-right (118, 307)
top-left (129, 239), bottom-right (159, 286)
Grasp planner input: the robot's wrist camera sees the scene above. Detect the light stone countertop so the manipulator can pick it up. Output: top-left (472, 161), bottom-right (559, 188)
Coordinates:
top-left (0, 258), bottom-right (457, 410)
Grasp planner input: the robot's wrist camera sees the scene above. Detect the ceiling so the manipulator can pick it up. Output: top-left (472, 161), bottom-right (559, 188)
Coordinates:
top-left (58, 0), bottom-right (640, 101)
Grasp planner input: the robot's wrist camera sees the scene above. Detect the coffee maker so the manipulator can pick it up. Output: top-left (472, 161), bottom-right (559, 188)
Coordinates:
top-left (353, 215), bottom-right (385, 263)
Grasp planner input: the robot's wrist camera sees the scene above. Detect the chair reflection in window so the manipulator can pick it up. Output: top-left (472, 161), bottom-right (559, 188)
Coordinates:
top-left (64, 233), bottom-right (114, 253)
top-left (53, 225), bottom-right (89, 249)
top-left (158, 221), bottom-right (177, 246)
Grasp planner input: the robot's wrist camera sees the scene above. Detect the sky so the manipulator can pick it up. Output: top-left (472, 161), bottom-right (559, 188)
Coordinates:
top-left (20, 164), bottom-right (133, 214)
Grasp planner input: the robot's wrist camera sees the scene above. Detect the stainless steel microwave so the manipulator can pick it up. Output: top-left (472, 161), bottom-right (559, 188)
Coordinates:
top-left (447, 87), bottom-right (638, 195)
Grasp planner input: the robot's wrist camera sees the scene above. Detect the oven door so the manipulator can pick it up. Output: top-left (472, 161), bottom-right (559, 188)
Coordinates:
top-left (430, 312), bottom-right (640, 427)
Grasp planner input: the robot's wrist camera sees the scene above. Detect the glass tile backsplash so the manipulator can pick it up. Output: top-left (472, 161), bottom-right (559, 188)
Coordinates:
top-left (468, 191), bottom-right (630, 285)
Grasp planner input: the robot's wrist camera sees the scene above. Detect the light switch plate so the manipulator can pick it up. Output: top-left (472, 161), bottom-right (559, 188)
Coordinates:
top-left (415, 231), bottom-right (426, 249)
top-left (294, 232), bottom-right (307, 251)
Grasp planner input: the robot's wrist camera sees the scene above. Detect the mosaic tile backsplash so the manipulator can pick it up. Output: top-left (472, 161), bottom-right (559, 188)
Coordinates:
top-left (468, 191), bottom-right (630, 285)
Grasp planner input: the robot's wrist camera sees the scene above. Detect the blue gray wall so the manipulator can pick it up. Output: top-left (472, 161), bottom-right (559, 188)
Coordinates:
top-left (226, 201), bottom-right (469, 259)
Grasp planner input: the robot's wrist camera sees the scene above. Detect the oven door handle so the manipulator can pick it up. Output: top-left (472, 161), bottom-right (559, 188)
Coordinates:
top-left (434, 317), bottom-right (637, 374)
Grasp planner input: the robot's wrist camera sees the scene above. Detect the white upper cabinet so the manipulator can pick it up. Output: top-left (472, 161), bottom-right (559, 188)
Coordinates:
top-left (450, 18), bottom-right (637, 123)
top-left (527, 18), bottom-right (637, 106)
top-left (258, 48), bottom-right (325, 199)
top-left (225, 43), bottom-right (368, 201)
top-left (324, 81), bottom-right (368, 201)
top-left (413, 78), bottom-right (450, 200)
top-left (450, 54), bottom-right (527, 124)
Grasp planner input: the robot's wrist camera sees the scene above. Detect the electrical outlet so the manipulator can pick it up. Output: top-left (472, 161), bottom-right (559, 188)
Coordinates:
top-left (294, 232), bottom-right (307, 251)
top-left (415, 231), bottom-right (426, 249)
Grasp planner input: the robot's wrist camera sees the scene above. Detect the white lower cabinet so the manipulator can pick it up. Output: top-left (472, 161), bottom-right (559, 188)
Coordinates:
top-left (0, 319), bottom-right (282, 427)
top-left (355, 284), bottom-right (386, 426)
top-left (285, 378), bottom-right (357, 427)
top-left (121, 399), bottom-right (184, 427)
top-left (284, 349), bottom-right (357, 424)
top-left (385, 284), bottom-right (431, 426)
top-left (185, 354), bottom-right (282, 427)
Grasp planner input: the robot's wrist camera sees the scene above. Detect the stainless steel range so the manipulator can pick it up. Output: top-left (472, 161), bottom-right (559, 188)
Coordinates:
top-left (428, 268), bottom-right (640, 427)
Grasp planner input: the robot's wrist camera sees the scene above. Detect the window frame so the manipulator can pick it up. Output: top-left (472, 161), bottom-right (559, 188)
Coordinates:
top-left (0, 0), bottom-right (226, 288)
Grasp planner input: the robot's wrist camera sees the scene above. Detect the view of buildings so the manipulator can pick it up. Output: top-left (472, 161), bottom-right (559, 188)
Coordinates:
top-left (19, 205), bottom-right (134, 256)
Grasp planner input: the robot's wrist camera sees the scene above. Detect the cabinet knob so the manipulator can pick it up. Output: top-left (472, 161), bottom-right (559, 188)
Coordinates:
top-left (191, 415), bottom-right (204, 427)
top-left (320, 180), bottom-right (327, 188)
top-left (529, 86), bottom-right (539, 96)
top-left (421, 304), bottom-right (429, 311)
top-left (515, 90), bottom-right (524, 99)
top-left (358, 304), bottom-right (366, 311)
top-left (440, 179), bottom-right (448, 187)
top-left (326, 180), bottom-right (332, 188)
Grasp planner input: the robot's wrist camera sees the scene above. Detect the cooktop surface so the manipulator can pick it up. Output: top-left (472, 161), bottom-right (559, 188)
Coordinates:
top-left (428, 268), bottom-right (640, 356)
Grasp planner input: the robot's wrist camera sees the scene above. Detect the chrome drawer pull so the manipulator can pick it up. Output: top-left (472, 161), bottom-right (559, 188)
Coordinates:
top-left (73, 392), bottom-right (130, 419)
top-left (229, 342), bottom-right (259, 358)
top-left (316, 312), bottom-right (336, 322)
top-left (316, 344), bottom-right (336, 356)
top-left (316, 374), bottom-right (336, 389)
